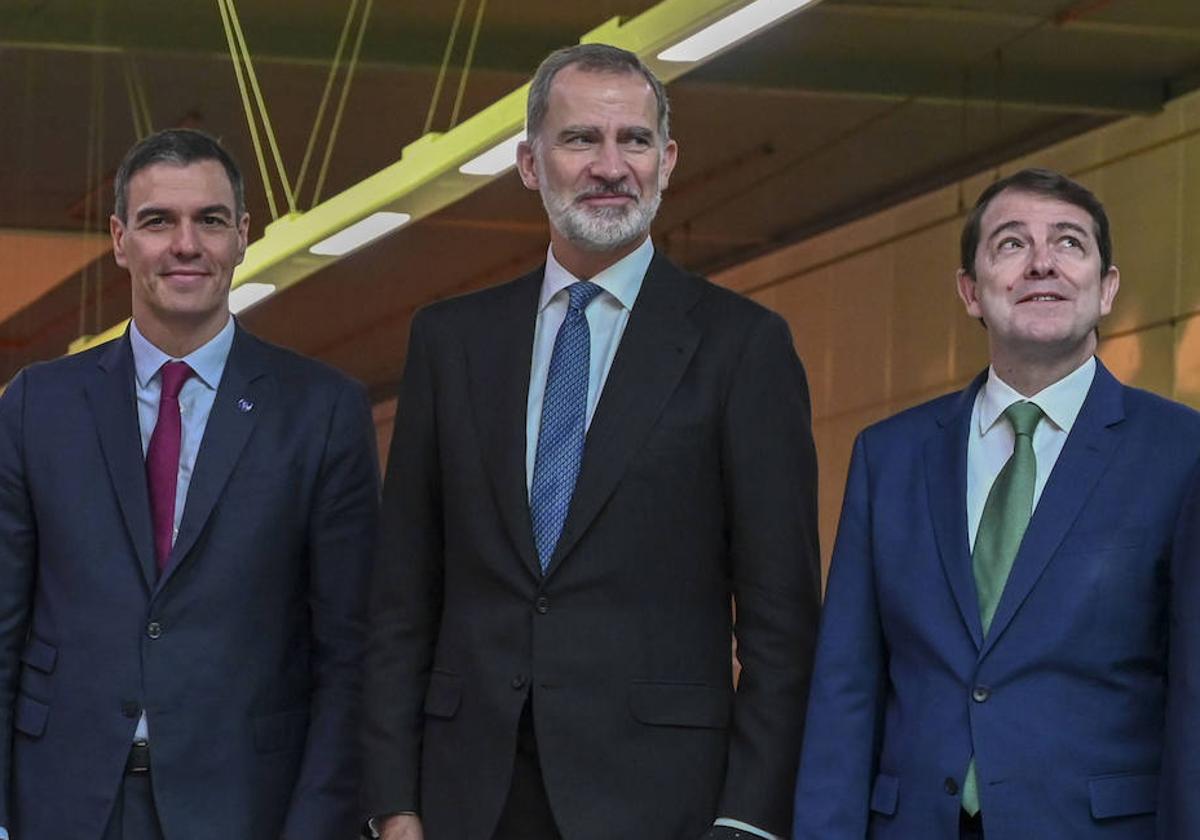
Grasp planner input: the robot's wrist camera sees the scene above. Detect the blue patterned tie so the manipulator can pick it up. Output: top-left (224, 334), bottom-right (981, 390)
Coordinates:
top-left (531, 281), bottom-right (604, 571)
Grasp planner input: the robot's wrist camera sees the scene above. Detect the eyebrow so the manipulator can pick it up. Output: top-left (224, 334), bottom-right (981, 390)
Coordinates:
top-left (986, 219), bottom-right (1093, 243)
top-left (134, 204), bottom-right (234, 222)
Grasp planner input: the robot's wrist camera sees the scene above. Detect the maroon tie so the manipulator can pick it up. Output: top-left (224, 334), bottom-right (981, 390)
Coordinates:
top-left (146, 361), bottom-right (194, 574)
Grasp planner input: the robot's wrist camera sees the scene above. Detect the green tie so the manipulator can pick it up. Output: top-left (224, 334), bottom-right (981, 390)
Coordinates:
top-left (962, 400), bottom-right (1043, 816)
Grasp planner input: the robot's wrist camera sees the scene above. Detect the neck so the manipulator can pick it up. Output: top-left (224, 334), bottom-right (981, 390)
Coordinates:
top-left (550, 232), bottom-right (646, 280)
top-left (132, 311), bottom-right (229, 359)
top-left (990, 339), bottom-right (1094, 397)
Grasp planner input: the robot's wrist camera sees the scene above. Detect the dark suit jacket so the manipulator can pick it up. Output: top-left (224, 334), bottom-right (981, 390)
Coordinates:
top-left (793, 361), bottom-right (1200, 840)
top-left (363, 253), bottom-right (821, 839)
top-left (0, 324), bottom-right (379, 839)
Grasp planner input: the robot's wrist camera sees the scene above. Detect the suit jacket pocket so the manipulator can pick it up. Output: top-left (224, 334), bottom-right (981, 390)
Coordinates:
top-left (253, 708), bottom-right (309, 753)
top-left (1088, 772), bottom-right (1157, 819)
top-left (628, 681), bottom-right (731, 729)
top-left (423, 670), bottom-right (463, 719)
top-left (20, 636), bottom-right (57, 673)
top-left (14, 692), bottom-right (49, 737)
top-left (869, 773), bottom-right (899, 816)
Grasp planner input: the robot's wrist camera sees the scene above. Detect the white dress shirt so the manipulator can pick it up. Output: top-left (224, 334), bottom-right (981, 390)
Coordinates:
top-left (966, 356), bottom-right (1096, 547)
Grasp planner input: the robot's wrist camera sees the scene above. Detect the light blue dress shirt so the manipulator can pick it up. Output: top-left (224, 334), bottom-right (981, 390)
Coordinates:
top-left (524, 237), bottom-right (651, 494)
top-left (522, 238), bottom-right (780, 840)
top-left (127, 315), bottom-right (235, 740)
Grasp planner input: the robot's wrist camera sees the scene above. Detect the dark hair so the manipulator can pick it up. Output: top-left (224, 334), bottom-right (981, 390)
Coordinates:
top-left (526, 43), bottom-right (670, 145)
top-left (960, 168), bottom-right (1112, 275)
top-left (113, 128), bottom-right (245, 222)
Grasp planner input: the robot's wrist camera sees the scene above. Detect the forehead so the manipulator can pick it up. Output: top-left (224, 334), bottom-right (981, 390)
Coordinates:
top-left (980, 188), bottom-right (1096, 237)
top-left (126, 159), bottom-right (236, 211)
top-left (543, 66), bottom-right (658, 130)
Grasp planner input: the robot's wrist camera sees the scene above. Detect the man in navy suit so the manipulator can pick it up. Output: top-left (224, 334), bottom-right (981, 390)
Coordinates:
top-left (794, 168), bottom-right (1200, 839)
top-left (0, 129), bottom-right (379, 839)
top-left (363, 44), bottom-right (820, 840)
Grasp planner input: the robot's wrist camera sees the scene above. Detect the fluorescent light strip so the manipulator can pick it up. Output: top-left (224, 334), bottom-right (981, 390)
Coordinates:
top-left (309, 211), bottom-right (412, 256)
top-left (658, 0), bottom-right (818, 63)
top-left (228, 282), bottom-right (276, 314)
top-left (459, 133), bottom-right (523, 176)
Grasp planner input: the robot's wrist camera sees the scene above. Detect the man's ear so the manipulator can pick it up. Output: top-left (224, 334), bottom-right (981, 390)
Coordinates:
top-left (516, 139), bottom-right (539, 192)
top-left (956, 268), bottom-right (983, 320)
top-left (658, 139), bottom-right (678, 191)
top-left (235, 212), bottom-right (250, 266)
top-left (1098, 264), bottom-right (1120, 316)
top-left (110, 214), bottom-right (129, 269)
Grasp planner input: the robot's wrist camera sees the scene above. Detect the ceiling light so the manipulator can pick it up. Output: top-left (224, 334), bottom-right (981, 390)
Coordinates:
top-left (459, 133), bottom-right (523, 176)
top-left (658, 0), bottom-right (818, 63)
top-left (228, 282), bottom-right (276, 314)
top-left (309, 211), bottom-right (411, 256)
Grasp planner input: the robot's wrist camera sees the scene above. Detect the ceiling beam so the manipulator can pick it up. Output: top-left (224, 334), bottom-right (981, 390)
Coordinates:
top-left (819, 2), bottom-right (1200, 44)
top-left (699, 59), bottom-right (1165, 115)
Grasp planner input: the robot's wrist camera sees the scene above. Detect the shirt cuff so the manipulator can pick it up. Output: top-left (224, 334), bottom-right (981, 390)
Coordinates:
top-left (713, 817), bottom-right (782, 840)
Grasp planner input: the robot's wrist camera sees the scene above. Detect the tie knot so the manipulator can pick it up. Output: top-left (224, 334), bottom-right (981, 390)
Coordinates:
top-left (567, 281), bottom-right (604, 313)
top-left (1004, 400), bottom-right (1043, 438)
top-left (159, 361), bottom-right (194, 400)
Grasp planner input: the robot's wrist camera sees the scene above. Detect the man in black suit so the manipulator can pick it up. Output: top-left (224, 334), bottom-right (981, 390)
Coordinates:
top-left (363, 44), bottom-right (820, 840)
top-left (0, 129), bottom-right (379, 839)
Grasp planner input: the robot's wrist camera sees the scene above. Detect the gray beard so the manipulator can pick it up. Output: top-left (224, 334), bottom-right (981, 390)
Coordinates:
top-left (537, 163), bottom-right (662, 252)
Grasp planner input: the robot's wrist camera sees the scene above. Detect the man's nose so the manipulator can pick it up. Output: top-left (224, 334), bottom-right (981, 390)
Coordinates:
top-left (1026, 242), bottom-right (1057, 278)
top-left (590, 139), bottom-right (626, 181)
top-left (171, 221), bottom-right (201, 255)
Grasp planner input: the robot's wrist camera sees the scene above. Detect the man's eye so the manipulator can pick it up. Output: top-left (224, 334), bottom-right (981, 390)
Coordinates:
top-left (1060, 236), bottom-right (1082, 249)
top-left (997, 238), bottom-right (1023, 251)
top-left (142, 217), bottom-right (167, 229)
top-left (564, 134), bottom-right (592, 146)
top-left (201, 216), bottom-right (228, 227)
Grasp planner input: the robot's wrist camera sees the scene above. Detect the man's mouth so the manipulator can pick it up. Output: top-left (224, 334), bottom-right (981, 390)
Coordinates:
top-left (1017, 292), bottom-right (1066, 303)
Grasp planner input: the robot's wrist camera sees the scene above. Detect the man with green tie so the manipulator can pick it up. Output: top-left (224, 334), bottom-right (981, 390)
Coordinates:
top-left (793, 168), bottom-right (1200, 839)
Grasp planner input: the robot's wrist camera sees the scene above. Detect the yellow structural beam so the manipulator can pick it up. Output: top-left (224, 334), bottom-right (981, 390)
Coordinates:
top-left (71, 0), bottom-right (820, 353)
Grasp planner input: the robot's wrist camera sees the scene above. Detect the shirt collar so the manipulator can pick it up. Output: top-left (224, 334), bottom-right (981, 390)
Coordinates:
top-left (539, 236), bottom-right (654, 313)
top-left (130, 315), bottom-right (236, 391)
top-left (978, 355), bottom-right (1096, 436)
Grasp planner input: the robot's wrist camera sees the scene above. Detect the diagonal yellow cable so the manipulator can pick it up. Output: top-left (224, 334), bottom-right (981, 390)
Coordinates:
top-left (121, 57), bottom-right (146, 139)
top-left (425, 0), bottom-right (469, 135)
top-left (133, 56), bottom-right (154, 135)
top-left (223, 0), bottom-right (297, 214)
top-left (295, 0), bottom-right (360, 202)
top-left (448, 0), bottom-right (490, 129)
top-left (216, 0), bottom-right (278, 219)
top-left (311, 0), bottom-right (374, 207)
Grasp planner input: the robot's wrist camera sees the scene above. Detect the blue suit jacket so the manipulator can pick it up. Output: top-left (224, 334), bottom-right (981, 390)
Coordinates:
top-left (794, 361), bottom-right (1200, 840)
top-left (0, 325), bottom-right (378, 839)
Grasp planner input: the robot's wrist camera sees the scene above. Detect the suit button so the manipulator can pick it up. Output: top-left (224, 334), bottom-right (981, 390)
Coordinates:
top-left (511, 674), bottom-right (527, 690)
top-left (972, 686), bottom-right (990, 703)
top-left (146, 621), bottom-right (162, 640)
top-left (944, 777), bottom-right (959, 796)
top-left (121, 700), bottom-right (140, 719)
top-left (534, 596), bottom-right (550, 615)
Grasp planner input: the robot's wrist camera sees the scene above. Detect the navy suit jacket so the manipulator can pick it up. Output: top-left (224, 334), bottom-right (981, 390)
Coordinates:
top-left (0, 325), bottom-right (379, 839)
top-left (794, 361), bottom-right (1200, 840)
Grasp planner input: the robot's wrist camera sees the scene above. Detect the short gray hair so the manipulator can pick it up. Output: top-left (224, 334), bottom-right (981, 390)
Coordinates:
top-left (526, 43), bottom-right (670, 146)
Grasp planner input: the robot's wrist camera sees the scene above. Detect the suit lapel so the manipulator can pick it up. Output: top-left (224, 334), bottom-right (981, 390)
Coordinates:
top-left (926, 373), bottom-right (986, 649)
top-left (85, 335), bottom-right (157, 590)
top-left (469, 270), bottom-right (543, 578)
top-left (545, 254), bottom-right (701, 575)
top-left (981, 361), bottom-right (1125, 657)
top-left (157, 325), bottom-right (269, 591)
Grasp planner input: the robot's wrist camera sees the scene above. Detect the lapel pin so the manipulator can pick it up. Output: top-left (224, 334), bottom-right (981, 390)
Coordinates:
top-left (237, 398), bottom-right (254, 413)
